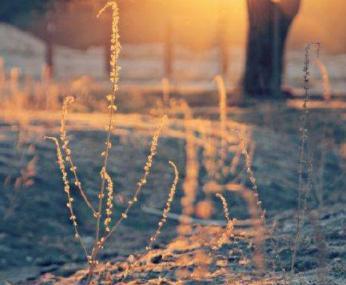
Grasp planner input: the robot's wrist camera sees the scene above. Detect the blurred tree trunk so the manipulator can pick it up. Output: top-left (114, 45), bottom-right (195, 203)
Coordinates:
top-left (243, 0), bottom-right (301, 97)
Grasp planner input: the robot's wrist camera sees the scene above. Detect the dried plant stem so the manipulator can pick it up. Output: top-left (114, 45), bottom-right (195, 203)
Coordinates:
top-left (200, 120), bottom-right (217, 180)
top-left (146, 161), bottom-right (179, 251)
top-left (101, 169), bottom-right (114, 233)
top-left (212, 193), bottom-right (235, 250)
top-left (180, 102), bottom-right (198, 234)
top-left (215, 75), bottom-right (227, 164)
top-left (216, 193), bottom-right (230, 222)
top-left (290, 42), bottom-right (320, 275)
top-left (46, 1), bottom-right (174, 282)
top-left (93, 1), bottom-right (121, 262)
top-left (60, 96), bottom-right (96, 213)
top-left (106, 115), bottom-right (167, 237)
top-left (89, 115), bottom-right (167, 264)
top-left (45, 136), bottom-right (88, 257)
top-left (239, 130), bottom-right (266, 223)
top-left (204, 182), bottom-right (266, 269)
top-left (224, 184), bottom-right (265, 270)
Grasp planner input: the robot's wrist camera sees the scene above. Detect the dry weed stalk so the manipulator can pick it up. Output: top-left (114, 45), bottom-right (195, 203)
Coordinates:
top-left (3, 126), bottom-right (37, 219)
top-left (46, 1), bottom-right (170, 280)
top-left (100, 115), bottom-right (167, 240)
top-left (229, 141), bottom-right (243, 175)
top-left (214, 75), bottom-right (228, 164)
top-left (94, 0), bottom-right (121, 255)
top-left (102, 169), bottom-right (114, 233)
top-left (290, 42), bottom-right (320, 276)
top-left (179, 101), bottom-right (199, 234)
top-left (200, 120), bottom-right (217, 180)
top-left (203, 180), bottom-right (266, 270)
top-left (97, 157), bottom-right (176, 281)
top-left (60, 96), bottom-right (96, 213)
top-left (227, 184), bottom-right (266, 271)
top-left (212, 193), bottom-right (235, 250)
top-left (174, 106), bottom-right (265, 267)
top-left (146, 161), bottom-right (179, 250)
top-left (87, 114), bottom-right (167, 277)
top-left (238, 129), bottom-right (266, 229)
top-left (216, 193), bottom-right (230, 222)
top-left (45, 136), bottom-right (88, 257)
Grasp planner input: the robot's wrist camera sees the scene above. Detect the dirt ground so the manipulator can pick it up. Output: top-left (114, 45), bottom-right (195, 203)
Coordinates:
top-left (0, 96), bottom-right (345, 284)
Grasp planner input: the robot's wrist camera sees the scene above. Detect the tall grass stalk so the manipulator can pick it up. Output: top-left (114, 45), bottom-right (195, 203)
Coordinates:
top-left (94, 0), bottom-right (121, 257)
top-left (290, 42), bottom-right (320, 276)
top-left (45, 136), bottom-right (89, 257)
top-left (239, 130), bottom-right (266, 223)
top-left (212, 193), bottom-right (235, 250)
top-left (201, 120), bottom-right (217, 180)
top-left (179, 101), bottom-right (198, 235)
top-left (46, 2), bottom-right (170, 281)
top-left (203, 181), bottom-right (265, 269)
top-left (99, 115), bottom-right (167, 243)
top-left (60, 96), bottom-right (96, 213)
top-left (214, 75), bottom-right (227, 165)
top-left (146, 161), bottom-right (179, 251)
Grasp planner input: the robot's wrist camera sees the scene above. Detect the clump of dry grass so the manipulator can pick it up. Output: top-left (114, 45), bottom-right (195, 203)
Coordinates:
top-left (45, 1), bottom-right (173, 281)
top-left (0, 61), bottom-right (61, 113)
top-left (3, 125), bottom-right (37, 219)
top-left (0, 56), bottom-right (103, 115)
top-left (155, 90), bottom-right (268, 272)
top-left (204, 181), bottom-right (266, 270)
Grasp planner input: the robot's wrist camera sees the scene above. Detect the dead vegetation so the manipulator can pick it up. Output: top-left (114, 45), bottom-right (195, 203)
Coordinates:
top-left (0, 1), bottom-right (345, 285)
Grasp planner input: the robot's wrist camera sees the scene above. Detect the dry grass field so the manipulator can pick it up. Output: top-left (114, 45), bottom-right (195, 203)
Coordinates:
top-left (0, 1), bottom-right (345, 284)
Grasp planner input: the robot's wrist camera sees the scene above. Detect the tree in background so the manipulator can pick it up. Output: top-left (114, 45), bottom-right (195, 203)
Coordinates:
top-left (0, 0), bottom-right (63, 24)
top-left (243, 0), bottom-right (301, 97)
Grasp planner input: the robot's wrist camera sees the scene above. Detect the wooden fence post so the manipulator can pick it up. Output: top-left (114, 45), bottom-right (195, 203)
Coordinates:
top-left (164, 17), bottom-right (173, 79)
